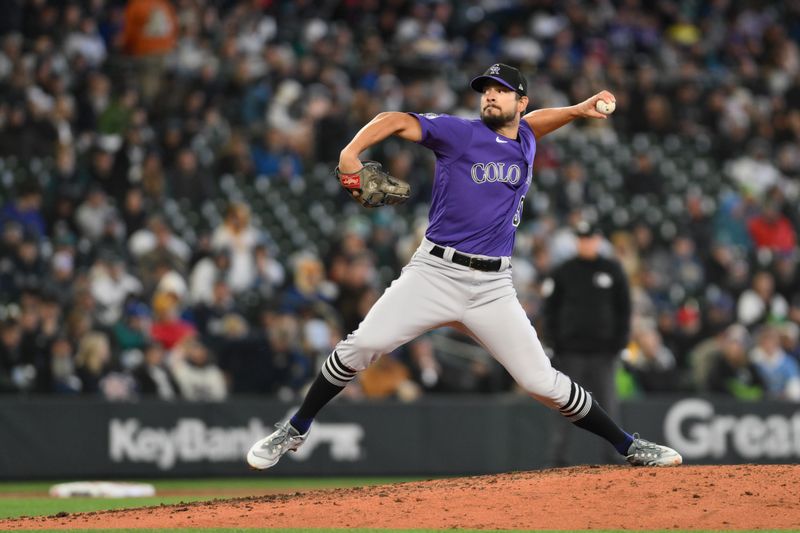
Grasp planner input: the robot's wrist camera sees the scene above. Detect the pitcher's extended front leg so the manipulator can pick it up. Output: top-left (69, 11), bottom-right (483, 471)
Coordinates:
top-left (460, 290), bottom-right (681, 466)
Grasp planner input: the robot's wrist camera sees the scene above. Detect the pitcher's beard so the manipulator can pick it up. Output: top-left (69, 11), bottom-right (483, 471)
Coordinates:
top-left (481, 107), bottom-right (517, 130)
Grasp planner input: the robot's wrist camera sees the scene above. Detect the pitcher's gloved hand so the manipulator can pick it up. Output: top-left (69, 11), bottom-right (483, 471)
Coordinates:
top-left (336, 161), bottom-right (411, 208)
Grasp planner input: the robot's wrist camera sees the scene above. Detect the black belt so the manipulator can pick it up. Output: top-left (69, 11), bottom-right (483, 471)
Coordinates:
top-left (429, 245), bottom-right (502, 272)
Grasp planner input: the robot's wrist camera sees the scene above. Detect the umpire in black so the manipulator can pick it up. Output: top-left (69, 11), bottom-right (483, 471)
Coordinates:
top-left (542, 220), bottom-right (631, 466)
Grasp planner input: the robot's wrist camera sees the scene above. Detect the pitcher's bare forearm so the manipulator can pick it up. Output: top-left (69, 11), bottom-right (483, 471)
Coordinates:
top-left (523, 106), bottom-right (581, 139)
top-left (524, 90), bottom-right (615, 138)
top-left (339, 112), bottom-right (422, 172)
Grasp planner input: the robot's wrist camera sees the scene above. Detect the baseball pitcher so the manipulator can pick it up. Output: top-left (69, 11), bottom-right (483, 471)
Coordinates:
top-left (247, 63), bottom-right (682, 469)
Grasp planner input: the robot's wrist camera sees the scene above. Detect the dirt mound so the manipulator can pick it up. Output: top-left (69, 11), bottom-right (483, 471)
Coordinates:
top-left (3, 464), bottom-right (798, 530)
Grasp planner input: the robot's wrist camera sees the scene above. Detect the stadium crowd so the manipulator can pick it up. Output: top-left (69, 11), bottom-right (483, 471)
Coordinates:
top-left (1, 0), bottom-right (800, 402)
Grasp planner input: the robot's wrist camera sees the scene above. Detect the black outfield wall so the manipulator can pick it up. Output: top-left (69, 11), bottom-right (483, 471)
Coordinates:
top-left (0, 396), bottom-right (798, 479)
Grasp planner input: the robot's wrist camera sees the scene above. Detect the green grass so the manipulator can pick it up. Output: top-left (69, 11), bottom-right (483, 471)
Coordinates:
top-left (0, 477), bottom-right (419, 495)
top-left (1, 495), bottom-right (214, 519)
top-left (0, 477), bottom-right (421, 520)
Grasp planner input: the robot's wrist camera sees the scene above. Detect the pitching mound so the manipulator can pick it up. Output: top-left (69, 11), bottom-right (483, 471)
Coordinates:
top-left (3, 465), bottom-right (798, 530)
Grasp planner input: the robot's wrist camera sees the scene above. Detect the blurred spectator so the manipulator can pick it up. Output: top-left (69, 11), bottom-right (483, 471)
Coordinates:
top-left (75, 186), bottom-right (116, 242)
top-left (48, 335), bottom-right (80, 394)
top-left (750, 325), bottom-right (800, 401)
top-left (737, 270), bottom-right (789, 327)
top-left (36, 292), bottom-right (62, 350)
top-left (773, 252), bottom-right (799, 301)
top-left (74, 331), bottom-right (112, 395)
top-left (131, 218), bottom-right (190, 296)
top-left (253, 243), bottom-right (285, 299)
top-left (282, 254), bottom-right (335, 313)
top-left (140, 151), bottom-right (167, 202)
top-left (729, 140), bottom-right (783, 199)
top-left (189, 248), bottom-right (231, 306)
top-left (623, 325), bottom-right (681, 393)
top-left (334, 252), bottom-right (377, 335)
top-left (669, 234), bottom-right (705, 296)
top-left (121, 187), bottom-right (147, 238)
top-left (118, 0), bottom-right (178, 102)
top-left (251, 128), bottom-right (303, 179)
top-left (153, 265), bottom-right (188, 305)
top-left (705, 324), bottom-right (765, 400)
top-left (407, 337), bottom-right (441, 392)
top-left (150, 292), bottom-right (194, 350)
top-left (264, 313), bottom-right (313, 396)
top-left (131, 343), bottom-right (177, 399)
top-left (111, 300), bottom-right (152, 353)
top-left (748, 200), bottom-right (797, 254)
top-left (211, 202), bottom-right (259, 294)
top-left (700, 288), bottom-right (736, 338)
top-left (130, 215), bottom-right (190, 264)
top-left (64, 16), bottom-right (106, 68)
top-left (212, 313), bottom-right (275, 394)
top-left (671, 301), bottom-right (704, 367)
top-left (359, 354), bottom-right (420, 401)
top-left (12, 236), bottom-right (44, 293)
top-left (43, 235), bottom-right (78, 306)
top-left (0, 223), bottom-right (22, 298)
top-left (685, 192), bottom-right (713, 259)
top-left (554, 161), bottom-right (592, 214)
top-left (192, 279), bottom-right (236, 338)
top-left (64, 305), bottom-right (94, 348)
top-left (0, 182), bottom-right (45, 239)
top-left (712, 193), bottom-right (752, 251)
top-left (168, 338), bottom-right (227, 401)
top-left (217, 131), bottom-right (255, 178)
top-left (79, 147), bottom-right (127, 205)
top-left (90, 255), bottom-right (142, 326)
top-left (610, 231), bottom-right (641, 286)
top-left (0, 315), bottom-right (36, 393)
top-left (625, 152), bottom-right (661, 197)
top-left (169, 148), bottom-right (215, 207)
top-left (779, 322), bottom-right (800, 362)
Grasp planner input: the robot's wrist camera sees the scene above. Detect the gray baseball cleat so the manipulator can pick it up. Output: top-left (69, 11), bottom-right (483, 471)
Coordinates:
top-left (626, 433), bottom-right (682, 466)
top-left (247, 421), bottom-right (309, 470)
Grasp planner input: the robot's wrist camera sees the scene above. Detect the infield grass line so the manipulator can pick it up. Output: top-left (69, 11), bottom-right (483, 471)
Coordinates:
top-left (0, 477), bottom-right (424, 494)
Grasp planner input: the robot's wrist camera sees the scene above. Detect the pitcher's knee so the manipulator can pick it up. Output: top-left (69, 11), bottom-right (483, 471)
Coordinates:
top-left (334, 331), bottom-right (390, 371)
top-left (517, 374), bottom-right (555, 398)
top-left (517, 370), bottom-right (571, 407)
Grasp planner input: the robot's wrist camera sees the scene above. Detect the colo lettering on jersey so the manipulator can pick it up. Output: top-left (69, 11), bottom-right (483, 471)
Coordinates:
top-left (470, 162), bottom-right (522, 185)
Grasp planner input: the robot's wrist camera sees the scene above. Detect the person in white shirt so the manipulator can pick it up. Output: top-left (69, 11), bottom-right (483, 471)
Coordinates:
top-left (90, 255), bottom-right (143, 326)
top-left (211, 202), bottom-right (260, 294)
top-left (189, 248), bottom-right (231, 306)
top-left (168, 338), bottom-right (227, 401)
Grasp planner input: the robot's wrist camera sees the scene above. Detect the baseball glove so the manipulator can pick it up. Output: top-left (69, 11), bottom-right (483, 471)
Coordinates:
top-left (335, 161), bottom-right (411, 208)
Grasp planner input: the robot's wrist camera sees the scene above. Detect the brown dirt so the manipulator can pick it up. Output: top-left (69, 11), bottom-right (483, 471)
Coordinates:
top-left (2, 465), bottom-right (798, 530)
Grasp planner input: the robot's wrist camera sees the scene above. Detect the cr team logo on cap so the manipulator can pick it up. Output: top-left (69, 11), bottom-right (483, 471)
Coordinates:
top-left (470, 63), bottom-right (528, 97)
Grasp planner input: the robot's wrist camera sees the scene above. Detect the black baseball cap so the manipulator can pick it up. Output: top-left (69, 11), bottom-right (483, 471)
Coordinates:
top-left (470, 63), bottom-right (528, 97)
top-left (574, 220), bottom-right (601, 238)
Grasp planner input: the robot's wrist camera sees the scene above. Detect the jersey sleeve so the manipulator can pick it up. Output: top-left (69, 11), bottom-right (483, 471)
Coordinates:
top-left (408, 113), bottom-right (473, 160)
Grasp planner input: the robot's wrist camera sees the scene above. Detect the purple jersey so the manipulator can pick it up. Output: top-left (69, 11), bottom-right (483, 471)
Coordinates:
top-left (410, 113), bottom-right (536, 257)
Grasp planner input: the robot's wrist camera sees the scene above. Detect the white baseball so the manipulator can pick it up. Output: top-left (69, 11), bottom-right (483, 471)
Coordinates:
top-left (595, 99), bottom-right (616, 114)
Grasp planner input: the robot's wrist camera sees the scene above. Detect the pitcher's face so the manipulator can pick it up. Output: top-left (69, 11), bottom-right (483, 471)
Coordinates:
top-left (480, 81), bottom-right (526, 129)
